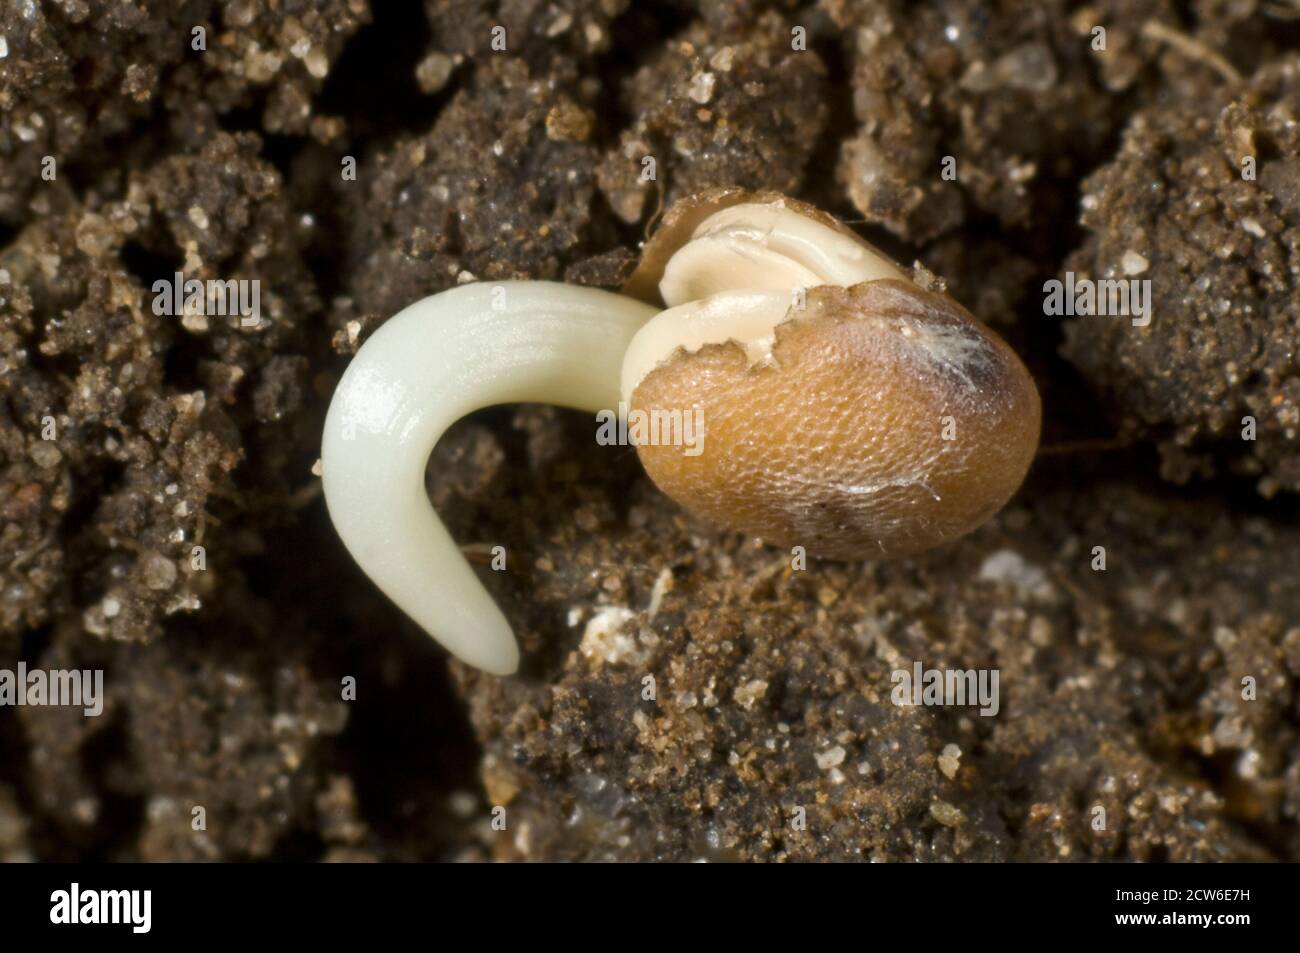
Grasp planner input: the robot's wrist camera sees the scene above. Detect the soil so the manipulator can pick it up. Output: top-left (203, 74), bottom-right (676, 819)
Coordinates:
top-left (1, 0), bottom-right (1298, 861)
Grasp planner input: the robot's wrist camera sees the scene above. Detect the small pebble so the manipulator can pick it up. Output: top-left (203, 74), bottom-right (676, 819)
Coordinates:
top-left (142, 552), bottom-right (178, 591)
top-left (815, 745), bottom-right (846, 770)
top-left (688, 71), bottom-right (716, 104)
top-left (709, 47), bottom-right (734, 72)
top-left (1120, 250), bottom-right (1149, 275)
top-left (734, 679), bottom-right (768, 711)
top-left (304, 48), bottom-right (329, 79)
top-left (930, 799), bottom-right (966, 827)
top-left (415, 52), bottom-right (454, 94)
top-left (30, 442), bottom-right (62, 468)
top-left (938, 743), bottom-right (962, 779)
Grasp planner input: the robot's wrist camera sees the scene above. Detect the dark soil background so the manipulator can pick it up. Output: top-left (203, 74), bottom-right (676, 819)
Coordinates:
top-left (2, 0), bottom-right (1299, 861)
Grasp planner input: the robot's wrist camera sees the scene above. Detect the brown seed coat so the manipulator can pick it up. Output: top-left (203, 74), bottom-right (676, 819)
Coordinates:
top-left (630, 280), bottom-right (1041, 559)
